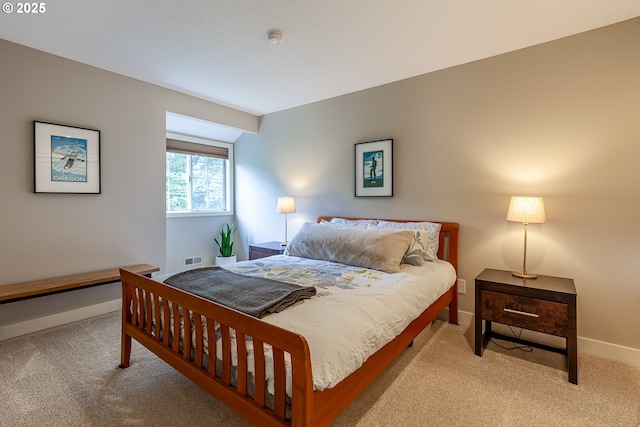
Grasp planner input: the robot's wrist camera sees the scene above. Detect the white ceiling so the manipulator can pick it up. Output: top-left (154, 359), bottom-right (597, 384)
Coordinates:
top-left (1, 1), bottom-right (639, 116)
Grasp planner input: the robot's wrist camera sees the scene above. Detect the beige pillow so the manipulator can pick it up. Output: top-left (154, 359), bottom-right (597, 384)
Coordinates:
top-left (285, 222), bottom-right (414, 273)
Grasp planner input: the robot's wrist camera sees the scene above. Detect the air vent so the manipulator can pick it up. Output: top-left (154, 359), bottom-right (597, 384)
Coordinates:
top-left (184, 256), bottom-right (203, 266)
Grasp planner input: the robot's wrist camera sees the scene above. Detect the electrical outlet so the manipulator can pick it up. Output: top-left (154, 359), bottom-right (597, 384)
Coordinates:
top-left (457, 279), bottom-right (466, 294)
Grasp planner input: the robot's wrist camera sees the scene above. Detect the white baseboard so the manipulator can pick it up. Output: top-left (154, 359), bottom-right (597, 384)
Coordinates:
top-left (579, 336), bottom-right (640, 367)
top-left (0, 299), bottom-right (121, 341)
top-left (441, 308), bottom-right (640, 367)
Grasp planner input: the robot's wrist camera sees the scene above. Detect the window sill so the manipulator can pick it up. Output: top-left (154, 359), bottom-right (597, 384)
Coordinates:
top-left (166, 210), bottom-right (233, 219)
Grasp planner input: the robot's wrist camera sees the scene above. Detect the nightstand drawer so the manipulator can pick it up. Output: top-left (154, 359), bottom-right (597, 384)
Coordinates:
top-left (250, 248), bottom-right (278, 259)
top-left (481, 290), bottom-right (568, 336)
top-left (249, 242), bottom-right (286, 260)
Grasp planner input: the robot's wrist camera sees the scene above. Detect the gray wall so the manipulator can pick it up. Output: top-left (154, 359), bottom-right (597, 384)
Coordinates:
top-left (0, 39), bottom-right (256, 328)
top-left (236, 19), bottom-right (640, 352)
top-left (166, 215), bottom-right (235, 274)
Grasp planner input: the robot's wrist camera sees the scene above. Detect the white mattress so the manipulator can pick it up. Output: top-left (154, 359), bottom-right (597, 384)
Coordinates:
top-left (221, 255), bottom-right (456, 393)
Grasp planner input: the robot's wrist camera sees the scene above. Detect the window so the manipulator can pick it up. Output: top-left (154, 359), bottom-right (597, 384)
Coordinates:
top-left (166, 133), bottom-right (233, 216)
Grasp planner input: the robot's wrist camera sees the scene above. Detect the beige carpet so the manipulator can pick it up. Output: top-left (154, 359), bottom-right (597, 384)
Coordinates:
top-left (1, 311), bottom-right (638, 427)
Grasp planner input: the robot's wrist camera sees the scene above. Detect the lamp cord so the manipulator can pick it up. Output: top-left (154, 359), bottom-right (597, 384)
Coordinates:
top-left (489, 325), bottom-right (533, 352)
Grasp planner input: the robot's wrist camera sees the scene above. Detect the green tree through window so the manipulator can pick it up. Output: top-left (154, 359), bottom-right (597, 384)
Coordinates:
top-left (166, 136), bottom-right (232, 215)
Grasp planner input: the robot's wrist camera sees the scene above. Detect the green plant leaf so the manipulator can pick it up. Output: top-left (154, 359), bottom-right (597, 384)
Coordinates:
top-left (215, 223), bottom-right (237, 257)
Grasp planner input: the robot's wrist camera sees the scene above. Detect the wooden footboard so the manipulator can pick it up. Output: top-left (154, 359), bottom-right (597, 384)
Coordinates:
top-left (119, 269), bottom-right (313, 427)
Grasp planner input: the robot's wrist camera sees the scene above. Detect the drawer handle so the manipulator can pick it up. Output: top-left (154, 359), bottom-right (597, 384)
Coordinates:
top-left (504, 308), bottom-right (539, 318)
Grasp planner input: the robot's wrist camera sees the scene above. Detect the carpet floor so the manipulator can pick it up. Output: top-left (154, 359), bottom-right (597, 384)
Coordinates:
top-left (1, 311), bottom-right (638, 426)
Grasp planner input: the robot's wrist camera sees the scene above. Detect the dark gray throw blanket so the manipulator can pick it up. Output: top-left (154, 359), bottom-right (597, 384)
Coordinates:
top-left (164, 267), bottom-right (316, 318)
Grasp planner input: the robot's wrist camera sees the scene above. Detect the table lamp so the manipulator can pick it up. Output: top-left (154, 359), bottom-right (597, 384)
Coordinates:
top-left (277, 197), bottom-right (296, 246)
top-left (506, 196), bottom-right (546, 279)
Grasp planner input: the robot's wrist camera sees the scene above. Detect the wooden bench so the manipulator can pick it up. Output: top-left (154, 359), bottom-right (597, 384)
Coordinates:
top-left (0, 264), bottom-right (159, 304)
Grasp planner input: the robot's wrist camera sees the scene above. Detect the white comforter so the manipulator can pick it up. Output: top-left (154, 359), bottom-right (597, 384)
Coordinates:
top-left (221, 255), bottom-right (456, 392)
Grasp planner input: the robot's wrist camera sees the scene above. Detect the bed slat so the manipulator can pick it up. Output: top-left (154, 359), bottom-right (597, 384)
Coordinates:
top-left (183, 308), bottom-right (192, 360)
top-left (273, 347), bottom-right (286, 420)
top-left (139, 288), bottom-right (146, 329)
top-left (144, 290), bottom-right (152, 333)
top-left (194, 312), bottom-right (204, 367)
top-left (162, 299), bottom-right (171, 345)
top-left (236, 331), bottom-right (248, 395)
top-left (153, 294), bottom-right (161, 340)
top-left (253, 338), bottom-right (266, 407)
top-left (171, 303), bottom-right (180, 353)
top-left (221, 324), bottom-right (232, 386)
top-left (205, 319), bottom-right (217, 378)
top-left (131, 288), bottom-right (139, 327)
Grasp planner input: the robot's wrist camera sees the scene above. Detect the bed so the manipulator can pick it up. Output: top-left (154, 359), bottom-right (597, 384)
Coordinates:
top-left (119, 216), bottom-right (459, 426)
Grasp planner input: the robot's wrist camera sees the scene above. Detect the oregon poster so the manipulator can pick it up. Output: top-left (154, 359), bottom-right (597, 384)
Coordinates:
top-left (50, 135), bottom-right (88, 182)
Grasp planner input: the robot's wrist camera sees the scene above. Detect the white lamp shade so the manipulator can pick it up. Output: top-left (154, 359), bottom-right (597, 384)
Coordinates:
top-left (506, 196), bottom-right (546, 224)
top-left (276, 197), bottom-right (296, 214)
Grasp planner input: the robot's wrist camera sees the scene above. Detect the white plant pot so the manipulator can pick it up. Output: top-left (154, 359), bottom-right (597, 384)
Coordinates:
top-left (215, 254), bottom-right (237, 266)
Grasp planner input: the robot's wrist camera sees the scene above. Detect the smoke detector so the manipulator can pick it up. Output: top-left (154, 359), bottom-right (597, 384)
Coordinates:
top-left (267, 29), bottom-right (283, 45)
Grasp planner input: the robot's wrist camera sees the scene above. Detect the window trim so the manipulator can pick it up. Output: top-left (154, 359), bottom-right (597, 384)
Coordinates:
top-left (166, 132), bottom-right (234, 218)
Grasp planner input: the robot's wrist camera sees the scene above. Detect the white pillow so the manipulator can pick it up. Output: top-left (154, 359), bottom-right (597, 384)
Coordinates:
top-left (328, 217), bottom-right (378, 227)
top-left (319, 220), bottom-right (363, 228)
top-left (375, 220), bottom-right (442, 261)
top-left (285, 222), bottom-right (414, 273)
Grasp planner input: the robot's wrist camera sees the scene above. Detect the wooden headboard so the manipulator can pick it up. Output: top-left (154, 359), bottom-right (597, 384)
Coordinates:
top-left (316, 216), bottom-right (459, 274)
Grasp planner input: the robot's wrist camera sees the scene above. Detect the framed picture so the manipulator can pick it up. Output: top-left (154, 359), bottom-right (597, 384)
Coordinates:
top-left (354, 138), bottom-right (393, 197)
top-left (34, 121), bottom-right (101, 194)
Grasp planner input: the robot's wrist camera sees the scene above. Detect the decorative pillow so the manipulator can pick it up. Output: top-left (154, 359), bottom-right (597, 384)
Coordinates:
top-left (375, 220), bottom-right (442, 261)
top-left (367, 225), bottom-right (425, 266)
top-left (401, 230), bottom-right (427, 266)
top-left (285, 222), bottom-right (414, 273)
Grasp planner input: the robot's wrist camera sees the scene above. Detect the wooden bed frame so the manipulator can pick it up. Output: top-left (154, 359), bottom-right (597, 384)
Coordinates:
top-left (119, 217), bottom-right (459, 426)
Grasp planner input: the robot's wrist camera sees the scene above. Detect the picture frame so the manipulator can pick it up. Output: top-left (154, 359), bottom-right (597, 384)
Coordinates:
top-left (354, 138), bottom-right (393, 197)
top-left (34, 121), bottom-right (101, 194)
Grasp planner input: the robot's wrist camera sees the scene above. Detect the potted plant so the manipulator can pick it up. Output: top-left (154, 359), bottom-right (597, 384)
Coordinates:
top-left (215, 223), bottom-right (237, 266)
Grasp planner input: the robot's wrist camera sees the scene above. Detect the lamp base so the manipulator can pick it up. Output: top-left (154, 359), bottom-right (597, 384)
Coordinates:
top-left (512, 271), bottom-right (538, 279)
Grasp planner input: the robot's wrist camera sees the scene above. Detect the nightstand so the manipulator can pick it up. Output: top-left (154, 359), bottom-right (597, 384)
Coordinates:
top-left (249, 241), bottom-right (286, 260)
top-left (475, 268), bottom-right (578, 384)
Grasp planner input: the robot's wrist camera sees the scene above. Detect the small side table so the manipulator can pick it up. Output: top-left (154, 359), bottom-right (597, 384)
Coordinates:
top-left (249, 241), bottom-right (286, 260)
top-left (475, 268), bottom-right (578, 384)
